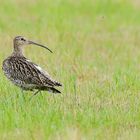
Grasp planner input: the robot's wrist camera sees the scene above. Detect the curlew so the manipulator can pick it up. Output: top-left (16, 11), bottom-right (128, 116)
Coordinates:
top-left (2, 36), bottom-right (62, 96)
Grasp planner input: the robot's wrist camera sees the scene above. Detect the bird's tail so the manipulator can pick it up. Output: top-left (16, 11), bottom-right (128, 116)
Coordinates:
top-left (48, 87), bottom-right (61, 93)
top-left (39, 86), bottom-right (61, 93)
top-left (54, 80), bottom-right (62, 86)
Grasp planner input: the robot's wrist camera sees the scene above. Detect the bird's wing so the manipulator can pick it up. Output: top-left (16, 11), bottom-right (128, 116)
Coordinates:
top-left (5, 56), bottom-right (61, 87)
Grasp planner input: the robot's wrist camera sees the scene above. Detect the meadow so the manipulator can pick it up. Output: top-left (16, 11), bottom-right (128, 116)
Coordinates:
top-left (0, 0), bottom-right (140, 139)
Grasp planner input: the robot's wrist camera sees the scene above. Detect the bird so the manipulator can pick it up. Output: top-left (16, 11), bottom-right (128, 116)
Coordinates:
top-left (2, 36), bottom-right (62, 96)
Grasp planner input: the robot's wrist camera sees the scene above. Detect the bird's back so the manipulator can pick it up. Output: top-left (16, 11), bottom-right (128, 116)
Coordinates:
top-left (2, 56), bottom-right (62, 91)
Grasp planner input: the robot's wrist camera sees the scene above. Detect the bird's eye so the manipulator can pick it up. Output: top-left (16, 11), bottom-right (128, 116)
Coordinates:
top-left (21, 38), bottom-right (25, 41)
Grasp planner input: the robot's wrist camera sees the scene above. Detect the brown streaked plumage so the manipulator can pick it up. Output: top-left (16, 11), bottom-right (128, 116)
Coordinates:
top-left (2, 36), bottom-right (62, 95)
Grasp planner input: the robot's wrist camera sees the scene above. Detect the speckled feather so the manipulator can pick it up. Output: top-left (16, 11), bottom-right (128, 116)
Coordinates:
top-left (2, 36), bottom-right (62, 93)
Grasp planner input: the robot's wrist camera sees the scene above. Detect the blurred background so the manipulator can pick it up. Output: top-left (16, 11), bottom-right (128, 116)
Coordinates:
top-left (0, 0), bottom-right (140, 140)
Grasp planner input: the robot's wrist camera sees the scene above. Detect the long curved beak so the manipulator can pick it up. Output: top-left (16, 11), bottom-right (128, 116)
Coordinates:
top-left (28, 40), bottom-right (53, 53)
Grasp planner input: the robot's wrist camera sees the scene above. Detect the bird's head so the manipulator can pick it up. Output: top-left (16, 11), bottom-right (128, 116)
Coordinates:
top-left (13, 36), bottom-right (52, 53)
top-left (14, 36), bottom-right (29, 46)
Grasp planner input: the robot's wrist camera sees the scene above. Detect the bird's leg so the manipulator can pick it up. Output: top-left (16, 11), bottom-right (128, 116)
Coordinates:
top-left (29, 90), bottom-right (40, 101)
top-left (40, 91), bottom-right (44, 98)
top-left (21, 89), bottom-right (26, 101)
top-left (21, 89), bottom-right (24, 93)
top-left (33, 90), bottom-right (40, 96)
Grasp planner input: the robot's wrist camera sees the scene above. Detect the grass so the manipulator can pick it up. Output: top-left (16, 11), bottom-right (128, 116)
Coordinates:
top-left (0, 0), bottom-right (140, 139)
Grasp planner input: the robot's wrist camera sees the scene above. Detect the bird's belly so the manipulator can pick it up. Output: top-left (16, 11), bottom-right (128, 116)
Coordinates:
top-left (3, 64), bottom-right (28, 90)
top-left (20, 84), bottom-right (37, 91)
top-left (5, 76), bottom-right (36, 91)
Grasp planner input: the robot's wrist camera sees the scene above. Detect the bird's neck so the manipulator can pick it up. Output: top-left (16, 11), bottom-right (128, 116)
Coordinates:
top-left (12, 44), bottom-right (24, 57)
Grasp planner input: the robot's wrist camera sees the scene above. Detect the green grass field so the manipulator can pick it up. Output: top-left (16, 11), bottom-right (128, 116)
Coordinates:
top-left (0, 0), bottom-right (140, 139)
